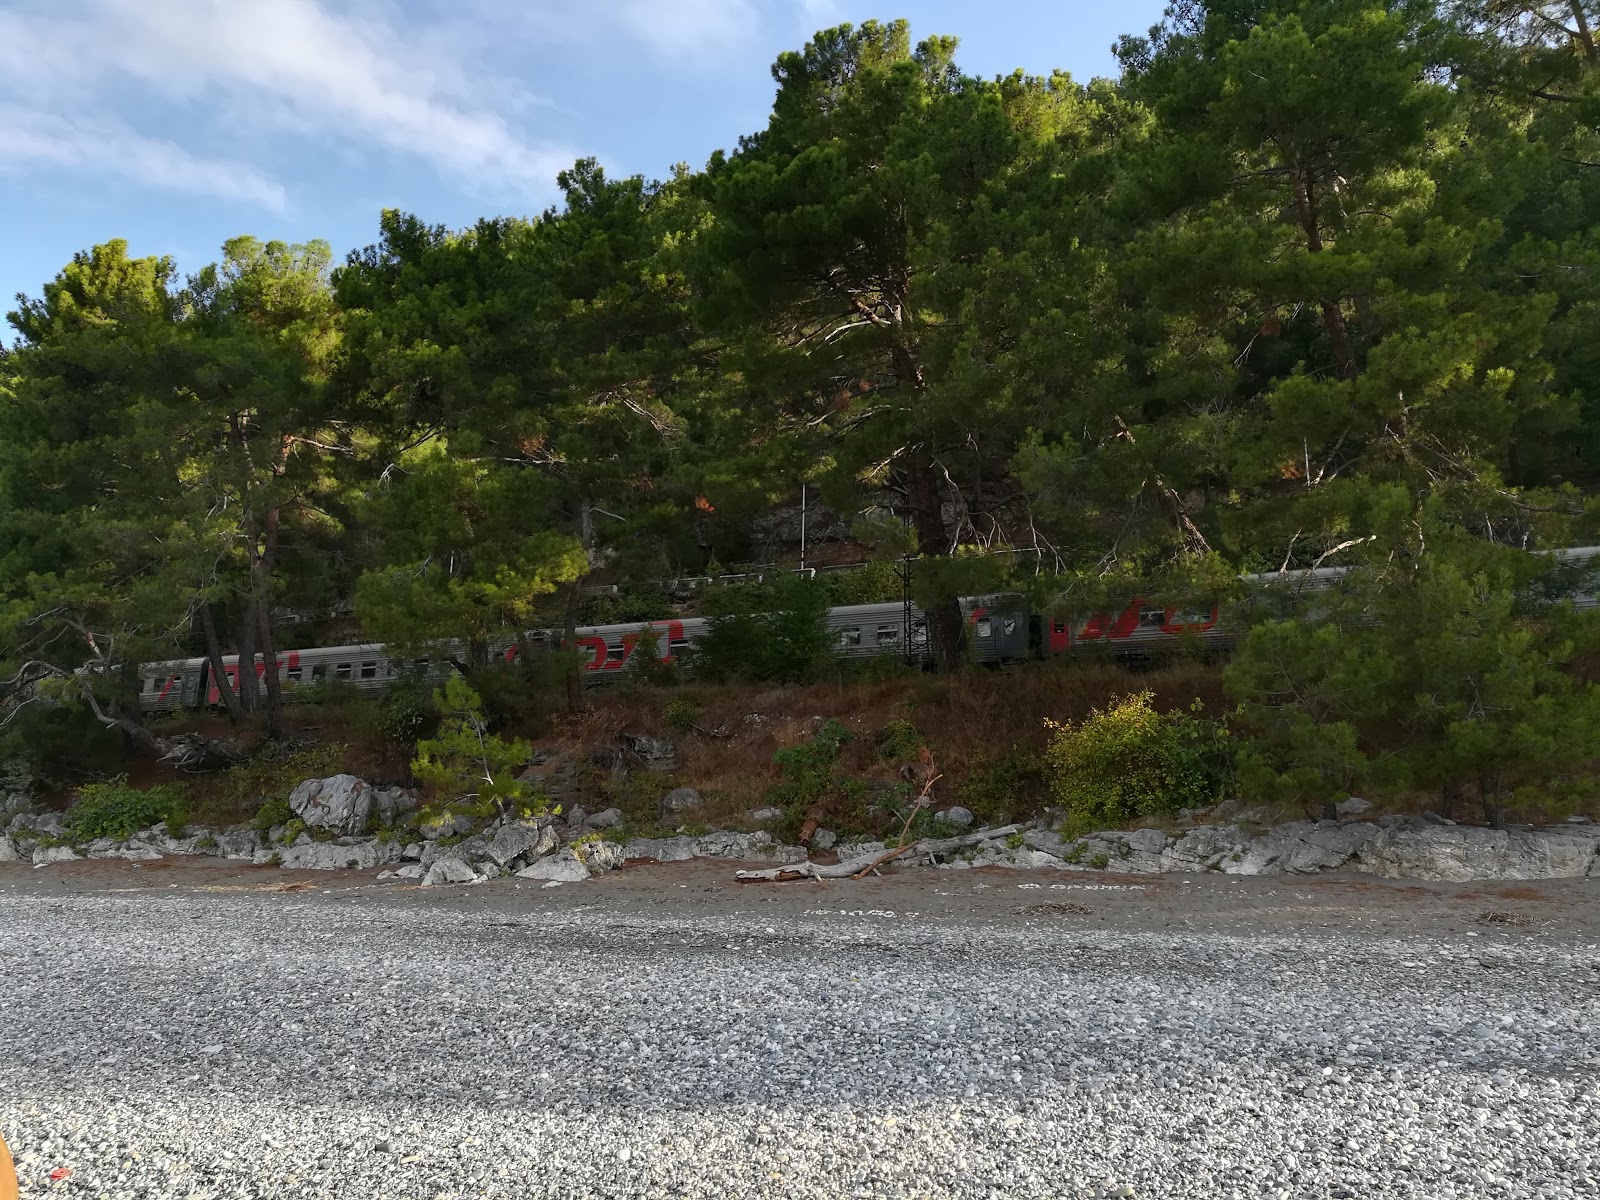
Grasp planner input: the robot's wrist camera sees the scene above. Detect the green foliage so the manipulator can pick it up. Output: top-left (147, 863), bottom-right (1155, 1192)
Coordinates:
top-left (379, 669), bottom-right (438, 746)
top-left (216, 743), bottom-right (346, 816)
top-left (664, 697), bottom-right (701, 733)
top-left (252, 797), bottom-right (294, 833)
top-left (464, 661), bottom-right (556, 732)
top-left (874, 719), bottom-right (925, 763)
top-left (65, 777), bottom-right (186, 842)
top-left (827, 561), bottom-right (903, 606)
top-left (954, 747), bottom-right (1047, 826)
top-left (0, 706), bottom-right (125, 783)
top-left (764, 718), bottom-right (854, 836)
top-left (1228, 552), bottom-right (1600, 825)
top-left (411, 676), bottom-right (539, 819)
top-left (691, 576), bottom-right (835, 684)
top-left (626, 627), bottom-right (681, 689)
top-left (1044, 693), bottom-right (1227, 832)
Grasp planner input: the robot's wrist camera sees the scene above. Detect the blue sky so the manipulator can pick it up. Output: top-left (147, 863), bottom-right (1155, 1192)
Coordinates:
top-left (0, 0), bottom-right (1167, 340)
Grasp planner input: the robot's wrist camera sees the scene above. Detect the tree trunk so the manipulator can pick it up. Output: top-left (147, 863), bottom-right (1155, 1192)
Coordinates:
top-left (1570, 0), bottom-right (1597, 62)
top-left (236, 602), bottom-right (260, 713)
top-left (905, 454), bottom-right (964, 672)
top-left (1439, 780), bottom-right (1456, 821)
top-left (80, 686), bottom-right (164, 757)
top-left (1479, 774), bottom-right (1506, 830)
top-left (253, 504), bottom-right (286, 742)
top-left (1289, 168), bottom-right (1358, 382)
top-left (564, 581), bottom-right (582, 713)
top-left (255, 601), bottom-right (285, 741)
top-left (197, 602), bottom-right (245, 723)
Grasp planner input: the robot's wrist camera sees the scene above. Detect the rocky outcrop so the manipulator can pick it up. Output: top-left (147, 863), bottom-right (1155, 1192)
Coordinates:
top-left (514, 850), bottom-right (590, 882)
top-left (619, 733), bottom-right (677, 772)
top-left (0, 835), bottom-right (18, 862)
top-left (1355, 823), bottom-right (1600, 882)
top-left (279, 839), bottom-right (402, 872)
top-left (659, 787), bottom-right (702, 814)
top-left (620, 830), bottom-right (806, 864)
top-left (289, 775), bottom-right (376, 835)
top-left (482, 820), bottom-right (557, 868)
top-left (422, 857), bottom-right (478, 887)
top-left (212, 826), bottom-right (263, 860)
top-left (952, 817), bottom-right (1600, 881)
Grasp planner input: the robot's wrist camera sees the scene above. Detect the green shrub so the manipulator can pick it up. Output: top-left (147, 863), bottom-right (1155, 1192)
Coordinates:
top-left (292, 677), bottom-right (366, 711)
top-left (413, 676), bottom-right (541, 820)
top-left (65, 777), bottom-right (187, 842)
top-left (0, 705), bottom-right (125, 784)
top-left (252, 796), bottom-right (294, 833)
top-left (379, 669), bottom-right (438, 746)
top-left (664, 697), bottom-right (701, 733)
top-left (826, 560), bottom-right (902, 606)
top-left (955, 747), bottom-right (1047, 826)
top-left (1044, 692), bottom-right (1228, 832)
top-left (690, 575), bottom-right (835, 684)
top-left (217, 743), bottom-right (346, 815)
top-left (764, 719), bottom-right (853, 838)
top-left (627, 627), bottom-right (682, 689)
top-left (874, 719), bottom-right (925, 763)
top-left (465, 661), bottom-right (553, 731)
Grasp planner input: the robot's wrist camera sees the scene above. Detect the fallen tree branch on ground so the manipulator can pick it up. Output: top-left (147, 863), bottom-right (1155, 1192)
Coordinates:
top-left (734, 822), bottom-right (1031, 882)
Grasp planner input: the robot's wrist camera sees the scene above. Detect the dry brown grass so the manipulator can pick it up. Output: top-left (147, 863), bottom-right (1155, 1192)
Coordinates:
top-left (534, 658), bottom-right (1227, 827)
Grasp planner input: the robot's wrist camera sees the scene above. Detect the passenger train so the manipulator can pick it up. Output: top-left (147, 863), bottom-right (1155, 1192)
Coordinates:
top-left (135, 547), bottom-right (1600, 714)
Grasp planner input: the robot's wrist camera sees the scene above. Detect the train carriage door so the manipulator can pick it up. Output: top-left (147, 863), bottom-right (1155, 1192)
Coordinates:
top-left (1047, 616), bottom-right (1071, 655)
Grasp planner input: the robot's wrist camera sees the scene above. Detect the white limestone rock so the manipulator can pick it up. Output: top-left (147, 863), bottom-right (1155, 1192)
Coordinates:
top-left (278, 839), bottom-right (400, 872)
top-left (421, 857), bottom-right (479, 887)
top-left (483, 821), bottom-right (557, 868)
top-left (515, 851), bottom-right (589, 883)
top-left (288, 775), bottom-right (373, 836)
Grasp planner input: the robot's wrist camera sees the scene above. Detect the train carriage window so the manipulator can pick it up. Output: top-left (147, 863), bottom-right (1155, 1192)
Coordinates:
top-left (1001, 618), bottom-right (1018, 637)
top-left (976, 618), bottom-right (993, 639)
top-left (335, 662), bottom-right (352, 681)
top-left (310, 664), bottom-right (327, 683)
top-left (286, 663), bottom-right (303, 684)
top-left (875, 626), bottom-right (900, 646)
top-left (1139, 607), bottom-right (1166, 628)
top-left (607, 644), bottom-right (627, 663)
top-left (360, 661), bottom-right (378, 680)
top-left (837, 628), bottom-right (862, 647)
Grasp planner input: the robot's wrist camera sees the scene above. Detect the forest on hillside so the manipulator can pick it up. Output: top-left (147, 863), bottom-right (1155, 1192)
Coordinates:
top-left (7, 0), bottom-right (1600, 829)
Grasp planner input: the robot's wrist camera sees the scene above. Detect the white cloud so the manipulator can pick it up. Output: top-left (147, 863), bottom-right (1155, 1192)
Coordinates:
top-left (615, 0), bottom-right (760, 54)
top-left (0, 106), bottom-right (288, 211)
top-left (0, 0), bottom-right (577, 209)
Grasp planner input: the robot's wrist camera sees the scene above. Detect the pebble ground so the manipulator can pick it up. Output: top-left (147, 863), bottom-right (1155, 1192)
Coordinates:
top-left (1, 873), bottom-right (1597, 1200)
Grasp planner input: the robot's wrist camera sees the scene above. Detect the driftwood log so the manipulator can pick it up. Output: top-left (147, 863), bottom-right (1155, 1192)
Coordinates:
top-left (734, 822), bottom-right (1031, 883)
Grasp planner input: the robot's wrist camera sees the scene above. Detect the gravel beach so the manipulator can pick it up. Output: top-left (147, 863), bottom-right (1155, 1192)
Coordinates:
top-left (1, 860), bottom-right (1597, 1199)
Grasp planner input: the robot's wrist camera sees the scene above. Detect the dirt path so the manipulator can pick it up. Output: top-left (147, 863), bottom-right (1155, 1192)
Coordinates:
top-left (4, 856), bottom-right (1596, 942)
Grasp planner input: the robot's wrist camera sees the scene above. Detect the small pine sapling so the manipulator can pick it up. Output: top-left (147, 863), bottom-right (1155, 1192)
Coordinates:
top-left (411, 676), bottom-right (543, 822)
